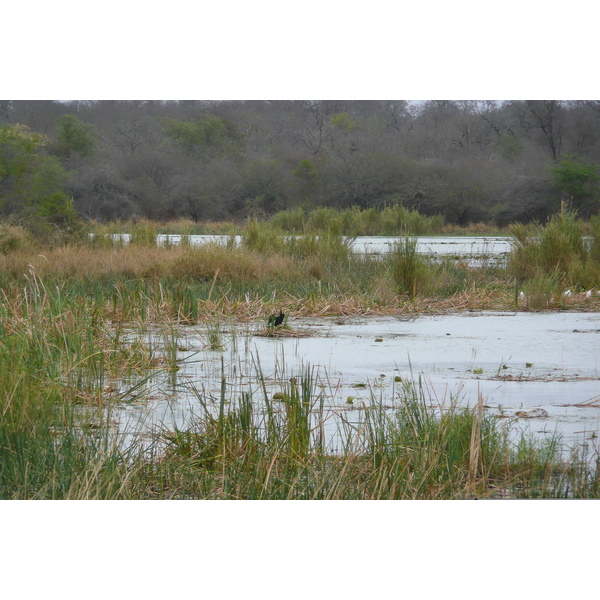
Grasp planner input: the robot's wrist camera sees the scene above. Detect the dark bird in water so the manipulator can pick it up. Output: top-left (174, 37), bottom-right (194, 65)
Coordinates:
top-left (274, 310), bottom-right (285, 327)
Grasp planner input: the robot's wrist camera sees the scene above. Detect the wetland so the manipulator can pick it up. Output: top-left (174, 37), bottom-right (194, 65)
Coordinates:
top-left (1, 211), bottom-right (600, 499)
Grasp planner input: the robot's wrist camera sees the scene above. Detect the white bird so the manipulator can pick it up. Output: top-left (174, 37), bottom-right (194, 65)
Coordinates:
top-left (563, 290), bottom-right (572, 298)
top-left (519, 291), bottom-right (526, 300)
top-left (585, 290), bottom-right (592, 299)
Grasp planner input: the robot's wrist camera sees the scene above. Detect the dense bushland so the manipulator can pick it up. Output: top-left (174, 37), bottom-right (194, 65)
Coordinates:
top-left (2, 101), bottom-right (600, 229)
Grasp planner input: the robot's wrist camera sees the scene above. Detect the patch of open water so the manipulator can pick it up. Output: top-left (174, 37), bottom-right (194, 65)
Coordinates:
top-left (109, 234), bottom-right (512, 263)
top-left (110, 312), bottom-right (600, 455)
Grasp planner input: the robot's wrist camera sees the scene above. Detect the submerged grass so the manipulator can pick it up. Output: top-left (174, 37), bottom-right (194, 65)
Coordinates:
top-left (129, 366), bottom-right (600, 500)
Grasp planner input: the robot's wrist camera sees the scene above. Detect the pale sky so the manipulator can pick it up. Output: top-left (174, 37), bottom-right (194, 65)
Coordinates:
top-left (4, 3), bottom-right (597, 101)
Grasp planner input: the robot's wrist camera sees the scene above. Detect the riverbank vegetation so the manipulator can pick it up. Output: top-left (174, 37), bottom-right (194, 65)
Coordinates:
top-left (1, 205), bottom-right (600, 499)
top-left (1, 206), bottom-right (599, 315)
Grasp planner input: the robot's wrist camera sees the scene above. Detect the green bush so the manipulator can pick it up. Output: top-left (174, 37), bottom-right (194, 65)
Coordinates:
top-left (0, 224), bottom-right (33, 254)
top-left (241, 219), bottom-right (286, 254)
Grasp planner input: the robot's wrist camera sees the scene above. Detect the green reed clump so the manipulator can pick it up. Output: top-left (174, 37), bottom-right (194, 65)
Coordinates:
top-left (271, 205), bottom-right (446, 236)
top-left (281, 368), bottom-right (325, 461)
top-left (286, 232), bottom-right (354, 264)
top-left (508, 207), bottom-right (599, 290)
top-left (241, 219), bottom-right (353, 266)
top-left (389, 236), bottom-right (430, 298)
top-left (507, 434), bottom-right (570, 498)
top-left (269, 207), bottom-right (306, 233)
top-left (170, 282), bottom-right (201, 323)
top-left (520, 271), bottom-right (560, 310)
top-left (130, 221), bottom-right (158, 246)
top-left (378, 204), bottom-right (445, 235)
top-left (242, 219), bottom-right (287, 254)
top-left (358, 378), bottom-right (506, 498)
top-left (305, 206), bottom-right (345, 235)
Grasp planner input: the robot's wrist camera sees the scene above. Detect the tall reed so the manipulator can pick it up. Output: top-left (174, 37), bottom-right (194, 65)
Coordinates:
top-left (389, 236), bottom-right (429, 298)
top-left (508, 207), bottom-right (599, 290)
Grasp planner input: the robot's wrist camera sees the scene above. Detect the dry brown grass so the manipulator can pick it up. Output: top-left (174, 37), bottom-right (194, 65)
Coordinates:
top-left (193, 288), bottom-right (520, 322)
top-left (0, 244), bottom-right (302, 283)
top-left (1, 242), bottom-right (598, 321)
top-left (90, 217), bottom-right (239, 236)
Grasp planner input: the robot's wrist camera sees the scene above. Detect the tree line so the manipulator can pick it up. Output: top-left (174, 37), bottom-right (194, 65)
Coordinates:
top-left (1, 100), bottom-right (599, 233)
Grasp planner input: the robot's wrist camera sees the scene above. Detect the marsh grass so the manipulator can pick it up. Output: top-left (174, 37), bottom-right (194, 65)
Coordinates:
top-left (0, 276), bottom-right (153, 498)
top-left (2, 212), bottom-right (599, 498)
top-left (271, 205), bottom-right (446, 236)
top-left (91, 218), bottom-right (238, 237)
top-left (508, 207), bottom-right (600, 292)
top-left (1, 282), bottom-right (599, 499)
top-left (136, 365), bottom-right (599, 499)
top-left (0, 224), bottom-right (34, 254)
top-left (0, 242), bottom-right (596, 329)
top-left (91, 210), bottom-right (505, 239)
top-left (389, 236), bottom-right (430, 298)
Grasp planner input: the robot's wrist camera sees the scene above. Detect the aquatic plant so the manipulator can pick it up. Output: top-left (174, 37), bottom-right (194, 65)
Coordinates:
top-left (389, 236), bottom-right (429, 298)
top-left (206, 321), bottom-right (224, 351)
top-left (130, 220), bottom-right (158, 246)
top-left (508, 207), bottom-right (600, 290)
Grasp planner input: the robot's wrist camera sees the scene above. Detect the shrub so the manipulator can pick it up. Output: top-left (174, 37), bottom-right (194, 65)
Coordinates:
top-left (0, 225), bottom-right (33, 254)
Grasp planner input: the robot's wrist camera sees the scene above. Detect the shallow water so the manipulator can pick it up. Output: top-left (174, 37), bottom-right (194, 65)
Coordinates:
top-left (111, 312), bottom-right (600, 455)
top-left (110, 233), bottom-right (512, 261)
top-left (350, 235), bottom-right (510, 260)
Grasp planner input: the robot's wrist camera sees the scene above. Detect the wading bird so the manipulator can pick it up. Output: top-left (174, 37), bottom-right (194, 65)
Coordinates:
top-left (268, 311), bottom-right (285, 327)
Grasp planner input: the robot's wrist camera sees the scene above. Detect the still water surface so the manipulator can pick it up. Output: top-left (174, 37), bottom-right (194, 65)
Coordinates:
top-left (112, 312), bottom-right (600, 454)
top-left (110, 233), bottom-right (512, 262)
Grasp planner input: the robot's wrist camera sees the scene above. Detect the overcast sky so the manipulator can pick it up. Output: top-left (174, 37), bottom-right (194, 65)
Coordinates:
top-left (4, 3), bottom-right (597, 101)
